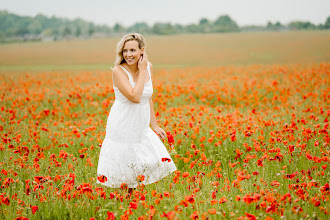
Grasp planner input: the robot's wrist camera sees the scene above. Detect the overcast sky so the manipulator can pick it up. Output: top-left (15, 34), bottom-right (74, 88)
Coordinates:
top-left (1, 0), bottom-right (329, 27)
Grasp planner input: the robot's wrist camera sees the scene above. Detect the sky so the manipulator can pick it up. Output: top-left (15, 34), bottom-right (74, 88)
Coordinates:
top-left (0, 0), bottom-right (329, 27)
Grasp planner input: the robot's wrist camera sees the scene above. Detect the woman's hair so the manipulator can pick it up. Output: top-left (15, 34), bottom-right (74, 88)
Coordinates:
top-left (114, 33), bottom-right (146, 66)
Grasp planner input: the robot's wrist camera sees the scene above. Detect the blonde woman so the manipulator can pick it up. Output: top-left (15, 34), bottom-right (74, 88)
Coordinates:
top-left (96, 33), bottom-right (177, 193)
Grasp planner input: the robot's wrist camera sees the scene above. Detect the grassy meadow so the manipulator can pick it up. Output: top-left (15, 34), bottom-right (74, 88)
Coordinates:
top-left (0, 31), bottom-right (329, 70)
top-left (0, 31), bottom-right (330, 220)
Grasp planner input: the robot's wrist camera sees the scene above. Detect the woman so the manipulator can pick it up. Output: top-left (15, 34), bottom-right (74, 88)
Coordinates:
top-left (96, 33), bottom-right (177, 192)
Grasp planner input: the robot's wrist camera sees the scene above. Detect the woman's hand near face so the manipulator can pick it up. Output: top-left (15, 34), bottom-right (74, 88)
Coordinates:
top-left (138, 51), bottom-right (148, 71)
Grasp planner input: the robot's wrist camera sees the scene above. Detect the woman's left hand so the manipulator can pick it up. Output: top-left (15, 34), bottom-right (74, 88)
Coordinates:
top-left (154, 126), bottom-right (167, 139)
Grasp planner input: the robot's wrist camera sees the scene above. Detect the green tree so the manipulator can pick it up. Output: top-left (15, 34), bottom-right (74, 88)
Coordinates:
top-left (199, 18), bottom-right (209, 26)
top-left (0, 10), bottom-right (114, 41)
top-left (288, 21), bottom-right (316, 30)
top-left (267, 21), bottom-right (284, 31)
top-left (14, 27), bottom-right (29, 36)
top-left (75, 26), bottom-right (81, 37)
top-left (113, 23), bottom-right (124, 33)
top-left (28, 20), bottom-right (42, 34)
top-left (199, 18), bottom-right (211, 32)
top-left (152, 22), bottom-right (176, 35)
top-left (213, 15), bottom-right (239, 32)
top-left (275, 22), bottom-right (283, 28)
top-left (63, 26), bottom-right (72, 36)
top-left (266, 21), bottom-right (273, 29)
top-left (324, 16), bottom-right (330, 29)
top-left (128, 22), bottom-right (150, 34)
top-left (88, 23), bottom-right (95, 36)
top-left (185, 23), bottom-right (199, 33)
top-left (174, 24), bottom-right (184, 32)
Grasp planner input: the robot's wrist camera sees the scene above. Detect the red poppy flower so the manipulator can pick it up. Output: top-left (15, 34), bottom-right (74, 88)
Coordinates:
top-left (167, 133), bottom-right (174, 144)
top-left (137, 175), bottom-right (145, 182)
top-left (244, 212), bottom-right (256, 220)
top-left (160, 211), bottom-right (176, 220)
top-left (97, 175), bottom-right (107, 183)
top-left (219, 196), bottom-right (228, 204)
top-left (120, 183), bottom-right (128, 190)
top-left (106, 212), bottom-right (115, 220)
top-left (184, 195), bottom-right (195, 203)
top-left (162, 158), bottom-right (171, 162)
top-left (129, 202), bottom-right (138, 210)
top-left (190, 211), bottom-right (199, 219)
top-left (31, 205), bottom-right (38, 214)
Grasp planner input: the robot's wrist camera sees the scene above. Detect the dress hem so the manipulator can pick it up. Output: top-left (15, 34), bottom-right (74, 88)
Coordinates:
top-left (96, 166), bottom-right (177, 188)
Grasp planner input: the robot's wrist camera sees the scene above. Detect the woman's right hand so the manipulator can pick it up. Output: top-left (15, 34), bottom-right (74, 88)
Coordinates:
top-left (138, 51), bottom-right (148, 70)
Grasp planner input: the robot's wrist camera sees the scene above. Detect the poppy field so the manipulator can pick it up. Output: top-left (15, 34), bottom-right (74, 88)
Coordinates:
top-left (0, 32), bottom-right (330, 219)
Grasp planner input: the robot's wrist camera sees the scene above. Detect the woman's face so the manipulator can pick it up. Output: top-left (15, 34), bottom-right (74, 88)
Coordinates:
top-left (122, 40), bottom-right (143, 65)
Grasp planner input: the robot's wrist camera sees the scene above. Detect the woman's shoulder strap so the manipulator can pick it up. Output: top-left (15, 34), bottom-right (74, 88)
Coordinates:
top-left (147, 61), bottom-right (151, 79)
top-left (118, 65), bottom-right (133, 81)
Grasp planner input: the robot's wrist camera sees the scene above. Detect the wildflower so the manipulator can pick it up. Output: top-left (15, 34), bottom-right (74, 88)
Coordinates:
top-left (31, 205), bottom-right (38, 214)
top-left (162, 158), bottom-right (171, 162)
top-left (129, 202), bottom-right (138, 210)
top-left (184, 195), bottom-right (195, 203)
top-left (106, 212), bottom-right (116, 220)
top-left (190, 211), bottom-right (199, 219)
top-left (160, 211), bottom-right (176, 220)
top-left (97, 175), bottom-right (107, 183)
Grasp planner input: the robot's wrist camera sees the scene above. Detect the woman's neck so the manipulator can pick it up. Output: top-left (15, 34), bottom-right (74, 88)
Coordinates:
top-left (126, 63), bottom-right (139, 75)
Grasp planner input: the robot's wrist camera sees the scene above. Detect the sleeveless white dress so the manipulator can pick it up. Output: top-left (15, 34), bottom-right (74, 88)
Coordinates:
top-left (96, 61), bottom-right (177, 188)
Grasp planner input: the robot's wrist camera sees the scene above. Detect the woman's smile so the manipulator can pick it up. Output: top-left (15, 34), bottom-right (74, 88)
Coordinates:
top-left (126, 57), bottom-right (134, 62)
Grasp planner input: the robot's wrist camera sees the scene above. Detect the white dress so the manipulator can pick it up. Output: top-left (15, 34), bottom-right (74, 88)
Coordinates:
top-left (96, 61), bottom-right (177, 188)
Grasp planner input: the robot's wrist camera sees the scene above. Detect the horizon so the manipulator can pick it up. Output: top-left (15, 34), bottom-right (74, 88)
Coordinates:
top-left (0, 0), bottom-right (329, 27)
top-left (0, 8), bottom-right (328, 29)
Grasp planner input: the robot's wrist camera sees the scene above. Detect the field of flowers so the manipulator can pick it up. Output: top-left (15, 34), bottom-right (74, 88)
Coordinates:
top-left (0, 32), bottom-right (329, 219)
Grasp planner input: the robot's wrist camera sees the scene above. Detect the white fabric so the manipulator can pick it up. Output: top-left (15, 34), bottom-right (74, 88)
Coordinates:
top-left (96, 61), bottom-right (177, 188)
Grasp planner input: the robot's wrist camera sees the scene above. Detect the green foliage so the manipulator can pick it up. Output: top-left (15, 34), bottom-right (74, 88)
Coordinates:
top-left (288, 21), bottom-right (317, 30)
top-left (127, 22), bottom-right (150, 34)
top-left (113, 23), bottom-right (124, 33)
top-left (324, 16), bottom-right (330, 29)
top-left (266, 21), bottom-right (285, 31)
top-left (0, 10), bottom-right (111, 41)
top-left (213, 15), bottom-right (239, 32)
top-left (199, 18), bottom-right (209, 26)
top-left (152, 22), bottom-right (177, 35)
top-left (0, 9), bottom-right (329, 43)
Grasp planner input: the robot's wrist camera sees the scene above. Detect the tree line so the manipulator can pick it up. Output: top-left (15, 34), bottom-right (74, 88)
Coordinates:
top-left (0, 10), bottom-right (329, 43)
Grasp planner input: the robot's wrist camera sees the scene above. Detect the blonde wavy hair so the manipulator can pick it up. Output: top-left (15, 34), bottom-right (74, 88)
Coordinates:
top-left (113, 33), bottom-right (146, 67)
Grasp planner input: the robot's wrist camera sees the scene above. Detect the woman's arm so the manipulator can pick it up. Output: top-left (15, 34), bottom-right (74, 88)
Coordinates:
top-left (113, 66), bottom-right (146, 103)
top-left (149, 62), bottom-right (157, 128)
top-left (149, 97), bottom-right (158, 129)
top-left (112, 52), bottom-right (148, 103)
top-left (149, 62), bottom-right (166, 139)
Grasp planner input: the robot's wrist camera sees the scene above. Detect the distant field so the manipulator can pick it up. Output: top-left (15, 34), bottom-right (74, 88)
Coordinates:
top-left (0, 31), bottom-right (329, 70)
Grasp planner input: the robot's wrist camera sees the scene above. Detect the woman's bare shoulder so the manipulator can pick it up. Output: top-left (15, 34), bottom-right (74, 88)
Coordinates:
top-left (112, 65), bottom-right (121, 72)
top-left (112, 65), bottom-right (131, 82)
top-left (112, 65), bottom-right (126, 75)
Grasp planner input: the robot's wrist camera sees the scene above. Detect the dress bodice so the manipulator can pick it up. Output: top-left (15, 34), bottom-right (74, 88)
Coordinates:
top-left (111, 62), bottom-right (153, 104)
